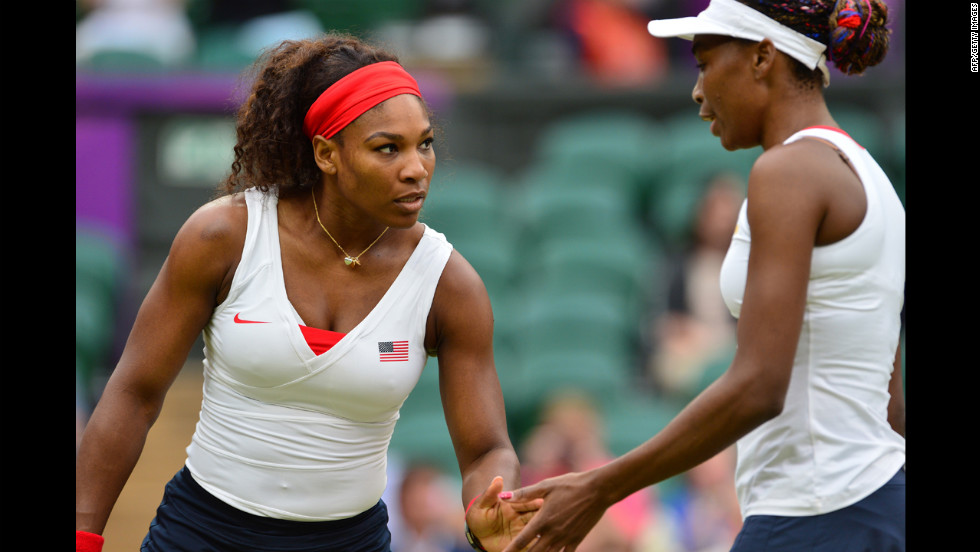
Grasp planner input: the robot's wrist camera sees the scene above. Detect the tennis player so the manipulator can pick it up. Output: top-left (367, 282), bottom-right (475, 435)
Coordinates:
top-left (500, 1), bottom-right (905, 550)
top-left (76, 33), bottom-right (540, 552)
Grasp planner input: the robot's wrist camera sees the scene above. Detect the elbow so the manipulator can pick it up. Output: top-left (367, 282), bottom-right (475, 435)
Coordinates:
top-left (754, 393), bottom-right (786, 423)
top-left (729, 367), bottom-right (789, 426)
top-left (738, 386), bottom-right (785, 426)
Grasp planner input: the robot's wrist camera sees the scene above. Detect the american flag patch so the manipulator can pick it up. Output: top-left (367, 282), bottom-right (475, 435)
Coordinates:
top-left (378, 340), bottom-right (409, 362)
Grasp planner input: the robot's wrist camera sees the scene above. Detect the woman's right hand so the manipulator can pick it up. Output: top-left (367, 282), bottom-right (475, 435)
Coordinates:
top-left (466, 476), bottom-right (544, 552)
top-left (498, 470), bottom-right (610, 552)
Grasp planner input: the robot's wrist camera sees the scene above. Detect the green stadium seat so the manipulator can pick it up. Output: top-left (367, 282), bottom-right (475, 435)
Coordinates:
top-left (646, 115), bottom-right (755, 246)
top-left (515, 162), bottom-right (638, 246)
top-left (422, 163), bottom-right (512, 243)
top-left (518, 235), bottom-right (658, 328)
top-left (76, 229), bottom-right (125, 301)
top-left (829, 106), bottom-right (886, 159)
top-left (889, 115), bottom-right (905, 206)
top-left (508, 291), bottom-right (640, 368)
top-left (76, 228), bottom-right (126, 401)
top-left (295, 0), bottom-right (425, 34)
top-left (194, 26), bottom-right (256, 71)
top-left (601, 390), bottom-right (688, 498)
top-left (451, 234), bottom-right (520, 307)
top-left (76, 279), bottom-right (116, 390)
top-left (532, 109), bottom-right (667, 204)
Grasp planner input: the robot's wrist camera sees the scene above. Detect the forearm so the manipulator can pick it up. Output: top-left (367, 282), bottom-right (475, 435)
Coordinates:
top-left (593, 369), bottom-right (779, 507)
top-left (75, 389), bottom-right (161, 533)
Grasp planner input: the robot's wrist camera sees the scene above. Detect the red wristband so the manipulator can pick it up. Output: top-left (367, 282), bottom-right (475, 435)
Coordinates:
top-left (76, 530), bottom-right (104, 552)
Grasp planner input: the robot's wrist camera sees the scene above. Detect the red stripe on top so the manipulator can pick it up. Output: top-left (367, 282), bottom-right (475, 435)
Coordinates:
top-left (298, 325), bottom-right (347, 356)
top-left (802, 126), bottom-right (864, 149)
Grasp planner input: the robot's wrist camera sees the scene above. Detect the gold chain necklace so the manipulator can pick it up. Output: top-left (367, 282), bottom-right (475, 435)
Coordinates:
top-left (311, 186), bottom-right (389, 267)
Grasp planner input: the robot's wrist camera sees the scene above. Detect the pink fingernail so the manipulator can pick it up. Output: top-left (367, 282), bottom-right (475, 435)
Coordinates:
top-left (499, 492), bottom-right (513, 499)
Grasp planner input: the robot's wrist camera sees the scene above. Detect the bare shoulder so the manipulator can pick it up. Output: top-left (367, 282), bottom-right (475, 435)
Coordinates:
top-left (434, 248), bottom-right (490, 309)
top-left (426, 248), bottom-right (494, 353)
top-left (752, 139), bottom-right (839, 184)
top-left (754, 138), bottom-right (856, 192)
top-left (165, 193), bottom-right (249, 296)
top-left (744, 141), bottom-right (836, 239)
top-left (177, 193), bottom-right (247, 244)
top-left (169, 194), bottom-right (247, 257)
top-left (751, 137), bottom-right (864, 240)
top-left (751, 138), bottom-right (850, 201)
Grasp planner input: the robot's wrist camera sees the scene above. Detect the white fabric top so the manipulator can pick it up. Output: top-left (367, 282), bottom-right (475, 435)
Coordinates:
top-left (719, 127), bottom-right (905, 518)
top-left (185, 188), bottom-right (453, 520)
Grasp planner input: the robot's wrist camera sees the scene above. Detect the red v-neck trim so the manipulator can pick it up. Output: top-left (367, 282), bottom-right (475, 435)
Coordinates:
top-left (801, 126), bottom-right (864, 149)
top-left (298, 325), bottom-right (347, 356)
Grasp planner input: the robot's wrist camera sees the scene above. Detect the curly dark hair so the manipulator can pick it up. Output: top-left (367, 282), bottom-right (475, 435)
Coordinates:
top-left (220, 33), bottom-right (402, 198)
top-left (736, 0), bottom-right (891, 88)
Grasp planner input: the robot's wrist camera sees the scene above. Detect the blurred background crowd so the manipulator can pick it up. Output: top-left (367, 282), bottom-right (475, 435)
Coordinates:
top-left (76, 1), bottom-right (906, 551)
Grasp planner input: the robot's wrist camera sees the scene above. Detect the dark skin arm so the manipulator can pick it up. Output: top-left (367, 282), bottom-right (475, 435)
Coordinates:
top-left (426, 250), bottom-right (541, 551)
top-left (75, 196), bottom-right (244, 534)
top-left (888, 344), bottom-right (905, 437)
top-left (500, 140), bottom-right (862, 552)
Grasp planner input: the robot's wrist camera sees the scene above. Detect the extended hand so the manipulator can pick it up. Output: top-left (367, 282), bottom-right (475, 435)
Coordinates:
top-left (498, 470), bottom-right (609, 552)
top-left (467, 476), bottom-right (544, 552)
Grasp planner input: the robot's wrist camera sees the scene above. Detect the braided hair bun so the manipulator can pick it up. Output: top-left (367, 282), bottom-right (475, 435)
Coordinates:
top-left (736, 0), bottom-right (891, 80)
top-left (828, 0), bottom-right (890, 75)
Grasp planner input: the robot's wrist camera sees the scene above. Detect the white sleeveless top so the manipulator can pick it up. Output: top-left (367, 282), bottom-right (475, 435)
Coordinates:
top-left (185, 188), bottom-right (453, 520)
top-left (719, 127), bottom-right (906, 518)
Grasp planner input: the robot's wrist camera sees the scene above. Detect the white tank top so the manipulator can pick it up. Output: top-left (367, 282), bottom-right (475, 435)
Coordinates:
top-left (185, 188), bottom-right (453, 520)
top-left (719, 127), bottom-right (906, 518)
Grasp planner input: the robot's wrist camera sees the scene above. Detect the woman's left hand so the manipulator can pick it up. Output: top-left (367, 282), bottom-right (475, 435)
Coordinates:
top-left (466, 476), bottom-right (544, 552)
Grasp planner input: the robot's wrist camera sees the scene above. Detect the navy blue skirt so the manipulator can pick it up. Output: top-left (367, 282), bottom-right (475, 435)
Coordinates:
top-left (730, 466), bottom-right (905, 552)
top-left (141, 466), bottom-right (392, 552)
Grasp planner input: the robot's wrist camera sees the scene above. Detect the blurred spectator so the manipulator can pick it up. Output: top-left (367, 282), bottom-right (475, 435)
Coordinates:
top-left (192, 0), bottom-right (324, 69)
top-left (392, 462), bottom-right (471, 552)
top-left (555, 0), bottom-right (670, 87)
top-left (662, 447), bottom-right (742, 552)
top-left (369, 0), bottom-right (495, 92)
top-left (76, 0), bottom-right (196, 67)
top-left (520, 391), bottom-right (663, 551)
top-left (647, 173), bottom-right (744, 399)
top-left (411, 0), bottom-right (492, 63)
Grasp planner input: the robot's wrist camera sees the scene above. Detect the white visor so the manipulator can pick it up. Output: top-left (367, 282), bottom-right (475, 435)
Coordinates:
top-left (647, 0), bottom-right (830, 86)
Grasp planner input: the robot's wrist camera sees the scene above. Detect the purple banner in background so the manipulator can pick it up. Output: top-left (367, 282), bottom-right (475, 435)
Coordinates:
top-left (75, 72), bottom-right (241, 245)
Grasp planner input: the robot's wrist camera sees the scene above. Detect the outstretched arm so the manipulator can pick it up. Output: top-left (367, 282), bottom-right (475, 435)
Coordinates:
top-left (426, 250), bottom-right (540, 550)
top-left (499, 143), bottom-right (837, 552)
top-left (76, 197), bottom-right (243, 537)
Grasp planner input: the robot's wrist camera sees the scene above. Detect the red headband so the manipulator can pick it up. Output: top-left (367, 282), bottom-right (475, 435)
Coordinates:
top-left (302, 61), bottom-right (422, 140)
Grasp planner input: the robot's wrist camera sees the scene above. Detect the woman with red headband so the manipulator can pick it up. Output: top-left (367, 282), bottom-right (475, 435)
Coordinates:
top-left (76, 34), bottom-right (539, 552)
top-left (499, 1), bottom-right (905, 551)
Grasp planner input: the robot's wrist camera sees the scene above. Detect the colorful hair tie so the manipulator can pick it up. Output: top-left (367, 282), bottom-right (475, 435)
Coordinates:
top-left (302, 61), bottom-right (422, 140)
top-left (836, 0), bottom-right (872, 39)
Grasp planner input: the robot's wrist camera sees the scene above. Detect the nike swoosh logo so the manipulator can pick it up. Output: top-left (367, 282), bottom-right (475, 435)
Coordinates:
top-left (234, 313), bottom-right (268, 324)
